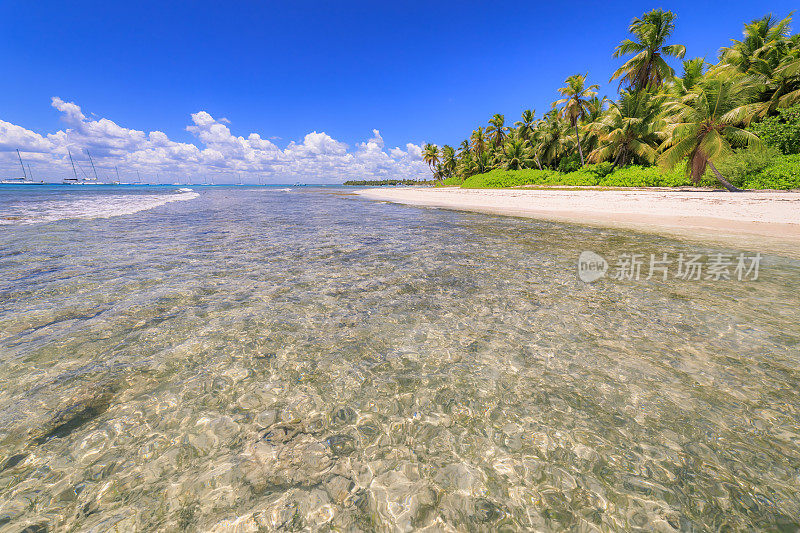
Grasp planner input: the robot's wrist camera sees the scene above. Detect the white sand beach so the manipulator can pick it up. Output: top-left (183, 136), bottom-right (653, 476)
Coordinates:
top-left (356, 187), bottom-right (800, 257)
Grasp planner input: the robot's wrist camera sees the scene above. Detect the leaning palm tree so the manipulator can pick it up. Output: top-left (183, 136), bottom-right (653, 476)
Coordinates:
top-left (659, 75), bottom-right (761, 192)
top-left (589, 90), bottom-right (665, 166)
top-left (554, 74), bottom-right (599, 166)
top-left (610, 9), bottom-right (686, 91)
top-left (422, 143), bottom-right (440, 174)
top-left (432, 162), bottom-right (446, 182)
top-left (486, 114), bottom-right (509, 151)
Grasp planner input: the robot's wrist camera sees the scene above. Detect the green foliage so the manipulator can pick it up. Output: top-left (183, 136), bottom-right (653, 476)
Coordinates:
top-left (709, 146), bottom-right (781, 187)
top-left (598, 165), bottom-right (694, 187)
top-left (591, 162), bottom-right (616, 177)
top-left (748, 104), bottom-right (800, 154)
top-left (344, 178), bottom-right (435, 186)
top-left (556, 168), bottom-right (601, 185)
top-left (436, 175), bottom-right (463, 187)
top-left (461, 169), bottom-right (557, 188)
top-left (422, 9), bottom-right (800, 188)
top-left (557, 153), bottom-right (581, 173)
top-left (740, 153), bottom-right (800, 189)
top-left (460, 155), bottom-right (800, 189)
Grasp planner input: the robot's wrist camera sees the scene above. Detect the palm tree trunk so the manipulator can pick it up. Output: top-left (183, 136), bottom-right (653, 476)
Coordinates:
top-left (535, 154), bottom-right (542, 170)
top-left (574, 125), bottom-right (585, 166)
top-left (611, 151), bottom-right (621, 170)
top-left (708, 161), bottom-right (743, 192)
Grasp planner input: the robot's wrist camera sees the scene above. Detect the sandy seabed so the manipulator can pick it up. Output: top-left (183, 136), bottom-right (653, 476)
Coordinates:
top-left (356, 187), bottom-right (800, 258)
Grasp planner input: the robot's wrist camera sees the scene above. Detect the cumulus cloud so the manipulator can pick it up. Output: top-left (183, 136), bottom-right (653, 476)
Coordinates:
top-left (0, 121), bottom-right (53, 153)
top-left (0, 98), bottom-right (429, 183)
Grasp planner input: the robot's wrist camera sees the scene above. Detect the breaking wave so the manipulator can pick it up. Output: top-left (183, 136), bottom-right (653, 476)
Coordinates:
top-left (0, 190), bottom-right (199, 225)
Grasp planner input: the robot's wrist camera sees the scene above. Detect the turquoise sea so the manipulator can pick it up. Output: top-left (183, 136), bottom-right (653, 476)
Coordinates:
top-left (1, 185), bottom-right (799, 531)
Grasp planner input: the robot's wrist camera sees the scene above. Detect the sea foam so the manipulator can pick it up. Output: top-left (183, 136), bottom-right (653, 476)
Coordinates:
top-left (0, 190), bottom-right (199, 225)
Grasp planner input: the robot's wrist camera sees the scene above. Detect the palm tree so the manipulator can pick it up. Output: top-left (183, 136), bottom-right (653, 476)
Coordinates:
top-left (610, 9), bottom-right (686, 91)
top-left (773, 54), bottom-right (800, 108)
top-left (486, 114), bottom-right (509, 151)
top-left (456, 149), bottom-right (475, 179)
top-left (515, 109), bottom-right (536, 142)
top-left (554, 74), bottom-right (599, 166)
top-left (659, 75), bottom-right (761, 191)
top-left (719, 14), bottom-right (792, 74)
top-left (432, 162), bottom-right (446, 182)
top-left (422, 143), bottom-right (440, 174)
top-left (588, 90), bottom-right (665, 166)
top-left (457, 139), bottom-right (471, 158)
top-left (584, 97), bottom-right (607, 122)
top-left (441, 145), bottom-right (457, 177)
top-left (502, 139), bottom-right (533, 170)
top-left (718, 14), bottom-right (799, 116)
top-left (672, 58), bottom-right (708, 96)
top-left (474, 151), bottom-right (492, 174)
top-left (471, 127), bottom-right (487, 158)
top-left (581, 97), bottom-right (608, 156)
top-left (533, 110), bottom-right (568, 169)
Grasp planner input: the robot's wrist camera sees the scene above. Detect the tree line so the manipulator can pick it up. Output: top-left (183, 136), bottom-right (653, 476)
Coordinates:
top-left (421, 10), bottom-right (800, 191)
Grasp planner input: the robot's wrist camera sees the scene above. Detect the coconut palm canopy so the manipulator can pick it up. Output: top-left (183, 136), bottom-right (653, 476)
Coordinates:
top-left (659, 75), bottom-right (762, 191)
top-left (420, 8), bottom-right (799, 190)
top-left (610, 9), bottom-right (686, 91)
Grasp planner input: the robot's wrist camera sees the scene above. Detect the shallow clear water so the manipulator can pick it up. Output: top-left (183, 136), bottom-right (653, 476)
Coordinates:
top-left (1, 185), bottom-right (799, 532)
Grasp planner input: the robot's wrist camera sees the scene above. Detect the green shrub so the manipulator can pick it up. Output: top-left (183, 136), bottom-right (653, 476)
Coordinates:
top-left (461, 168), bottom-right (558, 188)
top-left (748, 104), bottom-right (800, 155)
top-left (556, 168), bottom-right (601, 185)
top-left (590, 161), bottom-right (615, 178)
top-left (557, 154), bottom-right (581, 173)
top-left (709, 146), bottom-right (781, 188)
top-left (457, 155), bottom-right (800, 189)
top-left (741, 154), bottom-right (800, 189)
top-left (436, 175), bottom-right (463, 187)
top-left (598, 165), bottom-right (695, 187)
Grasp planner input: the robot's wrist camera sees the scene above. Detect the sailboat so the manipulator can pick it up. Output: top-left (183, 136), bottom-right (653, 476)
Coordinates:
top-left (1, 149), bottom-right (45, 184)
top-left (62, 149), bottom-right (103, 184)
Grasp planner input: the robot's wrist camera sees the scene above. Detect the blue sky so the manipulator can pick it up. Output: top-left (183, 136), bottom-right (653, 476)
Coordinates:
top-left (0, 0), bottom-right (797, 182)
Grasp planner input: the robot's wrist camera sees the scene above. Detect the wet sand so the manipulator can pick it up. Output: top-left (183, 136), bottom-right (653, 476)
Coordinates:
top-left (356, 187), bottom-right (800, 258)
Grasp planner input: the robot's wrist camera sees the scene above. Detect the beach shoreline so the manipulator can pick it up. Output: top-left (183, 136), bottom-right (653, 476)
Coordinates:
top-left (355, 187), bottom-right (800, 258)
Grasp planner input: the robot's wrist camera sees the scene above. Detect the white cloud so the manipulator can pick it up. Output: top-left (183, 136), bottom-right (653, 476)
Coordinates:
top-left (0, 121), bottom-right (53, 153)
top-left (0, 98), bottom-right (430, 183)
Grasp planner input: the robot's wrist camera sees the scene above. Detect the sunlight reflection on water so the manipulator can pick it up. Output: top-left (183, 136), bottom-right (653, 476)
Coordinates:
top-left (0, 186), bottom-right (799, 531)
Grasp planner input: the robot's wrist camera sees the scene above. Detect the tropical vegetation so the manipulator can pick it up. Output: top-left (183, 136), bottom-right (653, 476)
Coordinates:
top-left (343, 178), bottom-right (435, 186)
top-left (422, 10), bottom-right (800, 190)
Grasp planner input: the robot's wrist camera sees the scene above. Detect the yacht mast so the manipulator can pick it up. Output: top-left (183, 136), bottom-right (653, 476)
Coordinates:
top-left (16, 149), bottom-right (28, 180)
top-left (87, 150), bottom-right (99, 181)
top-left (68, 149), bottom-right (79, 180)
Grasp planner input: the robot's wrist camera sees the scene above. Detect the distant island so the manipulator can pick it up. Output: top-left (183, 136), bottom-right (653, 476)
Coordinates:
top-left (343, 179), bottom-right (435, 186)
